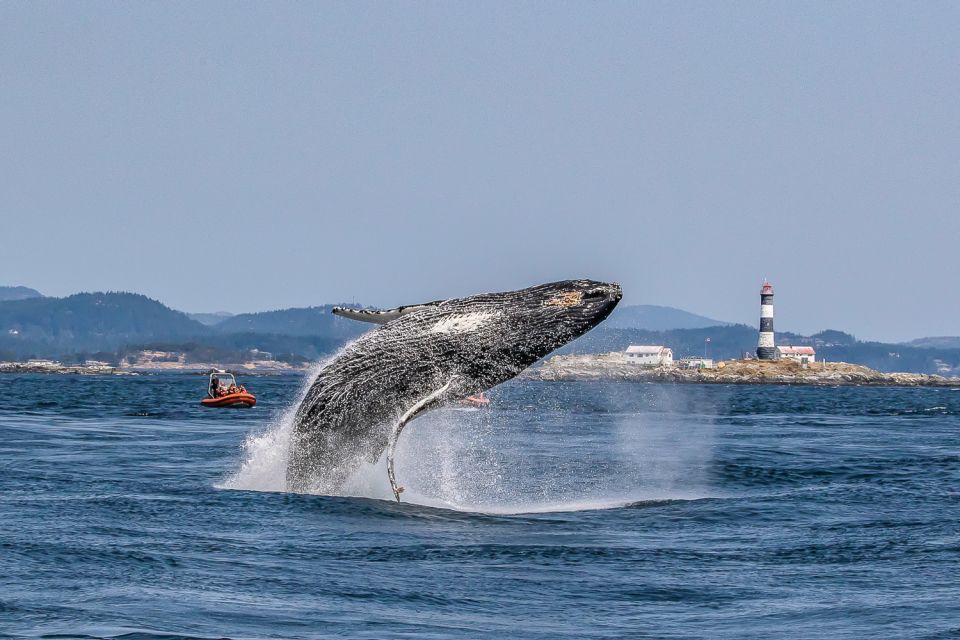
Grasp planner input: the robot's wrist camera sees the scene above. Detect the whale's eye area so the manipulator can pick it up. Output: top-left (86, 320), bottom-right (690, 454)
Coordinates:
top-left (544, 291), bottom-right (583, 307)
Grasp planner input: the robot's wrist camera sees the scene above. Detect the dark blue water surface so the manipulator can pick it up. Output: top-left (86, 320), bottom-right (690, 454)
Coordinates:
top-left (1, 373), bottom-right (959, 639)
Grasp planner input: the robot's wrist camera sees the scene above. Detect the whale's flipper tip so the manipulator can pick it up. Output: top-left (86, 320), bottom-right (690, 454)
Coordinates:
top-left (332, 307), bottom-right (396, 325)
top-left (386, 377), bottom-right (459, 506)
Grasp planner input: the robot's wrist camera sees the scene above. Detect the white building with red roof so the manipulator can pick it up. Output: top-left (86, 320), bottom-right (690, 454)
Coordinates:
top-left (776, 346), bottom-right (816, 363)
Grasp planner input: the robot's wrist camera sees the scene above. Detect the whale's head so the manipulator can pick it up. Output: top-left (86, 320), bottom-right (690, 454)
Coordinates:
top-left (435, 279), bottom-right (622, 382)
top-left (494, 278), bottom-right (622, 355)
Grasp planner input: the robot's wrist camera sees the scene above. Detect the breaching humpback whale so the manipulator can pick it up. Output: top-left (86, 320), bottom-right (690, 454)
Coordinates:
top-left (286, 279), bottom-right (622, 501)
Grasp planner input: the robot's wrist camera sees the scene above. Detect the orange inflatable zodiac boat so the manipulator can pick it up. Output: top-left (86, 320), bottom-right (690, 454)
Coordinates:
top-left (201, 371), bottom-right (256, 408)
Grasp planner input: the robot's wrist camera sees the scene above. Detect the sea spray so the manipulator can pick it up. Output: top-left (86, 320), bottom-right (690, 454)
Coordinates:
top-left (349, 385), bottom-right (716, 513)
top-left (218, 355), bottom-right (335, 493)
top-left (611, 384), bottom-right (720, 498)
top-left (221, 372), bottom-right (719, 513)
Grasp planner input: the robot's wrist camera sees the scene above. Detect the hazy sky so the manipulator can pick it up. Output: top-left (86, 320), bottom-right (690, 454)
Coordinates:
top-left (1, 2), bottom-right (957, 341)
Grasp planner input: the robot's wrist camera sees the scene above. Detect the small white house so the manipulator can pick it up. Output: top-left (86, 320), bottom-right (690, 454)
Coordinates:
top-left (776, 346), bottom-right (816, 364)
top-left (624, 345), bottom-right (673, 367)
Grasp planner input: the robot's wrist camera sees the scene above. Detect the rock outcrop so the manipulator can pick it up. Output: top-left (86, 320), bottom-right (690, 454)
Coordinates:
top-left (526, 354), bottom-right (960, 387)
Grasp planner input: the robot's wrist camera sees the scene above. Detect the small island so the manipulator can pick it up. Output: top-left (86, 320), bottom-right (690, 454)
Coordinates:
top-left (526, 353), bottom-right (960, 387)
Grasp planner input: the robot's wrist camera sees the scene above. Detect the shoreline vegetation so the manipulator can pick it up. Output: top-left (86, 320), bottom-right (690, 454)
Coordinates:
top-left (523, 353), bottom-right (960, 387)
top-left (2, 354), bottom-right (959, 387)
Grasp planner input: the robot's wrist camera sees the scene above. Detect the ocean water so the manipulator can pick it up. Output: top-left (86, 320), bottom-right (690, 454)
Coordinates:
top-left (1, 373), bottom-right (959, 639)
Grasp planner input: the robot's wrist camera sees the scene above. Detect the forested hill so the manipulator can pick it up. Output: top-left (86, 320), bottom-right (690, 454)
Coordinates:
top-left (604, 304), bottom-right (729, 330)
top-left (0, 286), bottom-right (43, 301)
top-left (0, 293), bottom-right (371, 360)
top-left (0, 292), bottom-right (210, 356)
top-left (216, 305), bottom-right (368, 341)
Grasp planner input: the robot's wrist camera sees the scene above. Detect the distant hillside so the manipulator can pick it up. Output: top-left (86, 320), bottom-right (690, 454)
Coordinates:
top-left (807, 330), bottom-right (857, 346)
top-left (905, 336), bottom-right (960, 350)
top-left (188, 311), bottom-right (235, 326)
top-left (216, 305), bottom-right (370, 341)
top-left (0, 292), bottom-right (210, 357)
top-left (0, 286), bottom-right (43, 302)
top-left (604, 304), bottom-right (729, 330)
top-left (123, 332), bottom-right (348, 365)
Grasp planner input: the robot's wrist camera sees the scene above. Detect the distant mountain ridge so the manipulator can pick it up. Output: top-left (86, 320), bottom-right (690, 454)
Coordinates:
top-left (905, 336), bottom-right (960, 349)
top-left (0, 286), bottom-right (43, 302)
top-left (216, 305), bottom-right (369, 341)
top-left (187, 312), bottom-right (235, 326)
top-left (0, 292), bottom-right (373, 360)
top-left (0, 292), bottom-right (210, 356)
top-left (604, 304), bottom-right (729, 331)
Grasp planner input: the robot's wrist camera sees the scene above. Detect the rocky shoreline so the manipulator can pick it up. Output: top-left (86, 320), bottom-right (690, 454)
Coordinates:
top-left (0, 361), bottom-right (310, 375)
top-left (0, 362), bottom-right (132, 375)
top-left (5, 354), bottom-right (959, 387)
top-left (525, 353), bottom-right (960, 387)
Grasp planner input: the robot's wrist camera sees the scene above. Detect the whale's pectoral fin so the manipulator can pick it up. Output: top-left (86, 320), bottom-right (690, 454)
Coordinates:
top-left (332, 299), bottom-right (447, 325)
top-left (387, 377), bottom-right (458, 502)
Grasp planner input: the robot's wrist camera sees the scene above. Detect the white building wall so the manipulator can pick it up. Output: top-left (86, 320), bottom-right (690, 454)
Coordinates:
top-left (624, 347), bottom-right (673, 366)
top-left (776, 348), bottom-right (816, 363)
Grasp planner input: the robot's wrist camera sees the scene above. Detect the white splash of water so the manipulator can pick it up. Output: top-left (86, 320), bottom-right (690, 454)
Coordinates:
top-left (217, 357), bottom-right (329, 493)
top-left (345, 403), bottom-right (713, 514)
top-left (220, 370), bottom-right (718, 515)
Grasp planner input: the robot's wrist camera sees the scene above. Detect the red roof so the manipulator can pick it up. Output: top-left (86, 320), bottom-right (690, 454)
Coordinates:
top-left (778, 346), bottom-right (815, 355)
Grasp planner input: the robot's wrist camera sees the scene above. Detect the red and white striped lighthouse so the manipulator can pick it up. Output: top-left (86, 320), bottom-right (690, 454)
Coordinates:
top-left (756, 281), bottom-right (775, 360)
